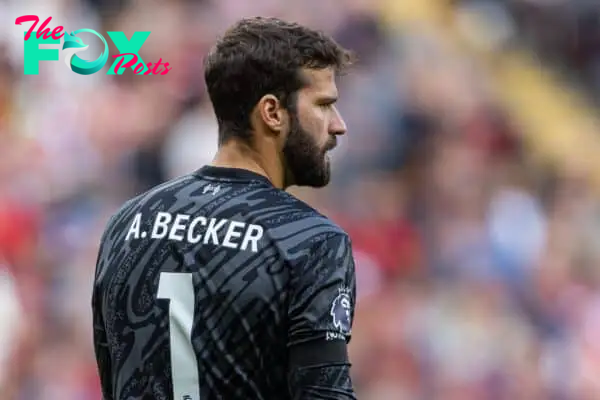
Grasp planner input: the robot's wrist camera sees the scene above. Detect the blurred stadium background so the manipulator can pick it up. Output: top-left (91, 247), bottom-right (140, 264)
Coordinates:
top-left (1, 0), bottom-right (600, 398)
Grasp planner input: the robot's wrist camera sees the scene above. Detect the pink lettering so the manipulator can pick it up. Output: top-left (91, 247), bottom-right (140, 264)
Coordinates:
top-left (112, 53), bottom-right (139, 73)
top-left (37, 17), bottom-right (52, 39)
top-left (112, 53), bottom-right (173, 76)
top-left (15, 15), bottom-right (64, 41)
top-left (133, 62), bottom-right (145, 75)
top-left (143, 62), bottom-right (153, 75)
top-left (15, 15), bottom-right (39, 41)
top-left (160, 63), bottom-right (172, 75)
top-left (151, 58), bottom-right (166, 75)
top-left (51, 26), bottom-right (64, 40)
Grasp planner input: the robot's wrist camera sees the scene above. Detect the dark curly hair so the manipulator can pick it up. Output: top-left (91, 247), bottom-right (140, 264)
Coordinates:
top-left (204, 17), bottom-right (355, 145)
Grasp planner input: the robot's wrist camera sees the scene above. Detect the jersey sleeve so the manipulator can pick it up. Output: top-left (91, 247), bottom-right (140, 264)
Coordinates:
top-left (286, 232), bottom-right (357, 399)
top-left (92, 284), bottom-right (114, 400)
top-left (92, 235), bottom-right (114, 400)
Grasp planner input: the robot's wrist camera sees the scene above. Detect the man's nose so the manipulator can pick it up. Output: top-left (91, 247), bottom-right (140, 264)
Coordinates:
top-left (329, 106), bottom-right (346, 136)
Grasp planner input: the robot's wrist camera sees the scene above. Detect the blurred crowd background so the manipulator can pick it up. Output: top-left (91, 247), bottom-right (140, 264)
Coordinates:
top-left (1, 0), bottom-right (600, 399)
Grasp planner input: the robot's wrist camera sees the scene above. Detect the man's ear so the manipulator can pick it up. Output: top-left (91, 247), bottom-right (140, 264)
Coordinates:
top-left (257, 94), bottom-right (287, 134)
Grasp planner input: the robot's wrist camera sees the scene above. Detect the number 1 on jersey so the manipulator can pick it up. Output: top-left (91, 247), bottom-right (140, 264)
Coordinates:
top-left (157, 272), bottom-right (201, 400)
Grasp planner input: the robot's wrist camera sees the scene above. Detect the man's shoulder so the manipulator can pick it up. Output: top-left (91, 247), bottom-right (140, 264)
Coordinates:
top-left (102, 174), bottom-right (197, 234)
top-left (264, 190), bottom-right (345, 229)
top-left (260, 191), bottom-right (349, 255)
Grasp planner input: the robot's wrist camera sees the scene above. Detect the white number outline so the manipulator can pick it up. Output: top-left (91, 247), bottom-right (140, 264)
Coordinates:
top-left (157, 272), bottom-right (201, 400)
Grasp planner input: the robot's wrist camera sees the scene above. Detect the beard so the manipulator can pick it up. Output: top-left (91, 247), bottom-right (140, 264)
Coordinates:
top-left (282, 113), bottom-right (336, 188)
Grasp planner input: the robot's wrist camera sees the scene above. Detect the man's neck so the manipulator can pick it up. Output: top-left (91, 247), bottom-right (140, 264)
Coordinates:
top-left (211, 139), bottom-right (285, 189)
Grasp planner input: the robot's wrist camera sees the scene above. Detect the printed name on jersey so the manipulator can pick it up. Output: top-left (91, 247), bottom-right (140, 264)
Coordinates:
top-left (124, 212), bottom-right (264, 252)
top-left (326, 287), bottom-right (352, 341)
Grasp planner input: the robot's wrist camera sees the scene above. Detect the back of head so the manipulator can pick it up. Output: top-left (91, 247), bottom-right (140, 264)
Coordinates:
top-left (204, 17), bottom-right (354, 145)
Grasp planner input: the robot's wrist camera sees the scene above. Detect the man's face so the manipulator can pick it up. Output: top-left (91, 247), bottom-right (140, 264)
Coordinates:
top-left (283, 67), bottom-right (347, 188)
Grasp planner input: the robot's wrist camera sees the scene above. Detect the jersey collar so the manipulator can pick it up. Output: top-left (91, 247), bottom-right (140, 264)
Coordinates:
top-left (195, 166), bottom-right (273, 186)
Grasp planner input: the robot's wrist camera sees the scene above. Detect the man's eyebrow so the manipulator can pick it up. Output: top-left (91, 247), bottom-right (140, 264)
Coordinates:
top-left (319, 95), bottom-right (338, 103)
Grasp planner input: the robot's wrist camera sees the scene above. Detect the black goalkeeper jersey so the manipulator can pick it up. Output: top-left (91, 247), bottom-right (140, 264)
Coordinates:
top-left (92, 166), bottom-right (357, 400)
